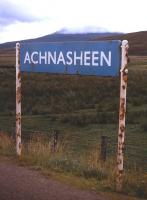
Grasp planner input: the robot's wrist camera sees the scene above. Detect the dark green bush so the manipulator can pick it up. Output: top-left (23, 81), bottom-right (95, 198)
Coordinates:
top-left (97, 111), bottom-right (118, 124)
top-left (60, 113), bottom-right (97, 127)
top-left (140, 120), bottom-right (147, 131)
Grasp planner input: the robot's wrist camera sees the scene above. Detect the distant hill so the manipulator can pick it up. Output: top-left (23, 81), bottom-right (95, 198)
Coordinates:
top-left (0, 31), bottom-right (147, 55)
top-left (0, 32), bottom-right (121, 49)
top-left (95, 31), bottom-right (147, 55)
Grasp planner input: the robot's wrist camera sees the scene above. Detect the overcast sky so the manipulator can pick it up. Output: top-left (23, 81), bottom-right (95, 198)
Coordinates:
top-left (0, 0), bottom-right (147, 43)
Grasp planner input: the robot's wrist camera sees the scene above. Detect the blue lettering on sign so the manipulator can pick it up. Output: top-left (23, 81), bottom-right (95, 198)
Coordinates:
top-left (20, 41), bottom-right (121, 76)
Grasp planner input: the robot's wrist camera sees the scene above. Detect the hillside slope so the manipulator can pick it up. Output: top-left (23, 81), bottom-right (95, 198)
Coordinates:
top-left (96, 31), bottom-right (147, 55)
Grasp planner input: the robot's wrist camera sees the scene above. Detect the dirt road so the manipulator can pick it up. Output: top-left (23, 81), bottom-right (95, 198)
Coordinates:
top-left (0, 158), bottom-right (107, 200)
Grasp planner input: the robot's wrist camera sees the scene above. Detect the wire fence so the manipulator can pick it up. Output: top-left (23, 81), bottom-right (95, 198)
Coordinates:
top-left (0, 116), bottom-right (147, 171)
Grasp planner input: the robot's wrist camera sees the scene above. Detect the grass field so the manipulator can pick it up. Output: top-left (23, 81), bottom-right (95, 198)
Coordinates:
top-left (0, 51), bottom-right (147, 198)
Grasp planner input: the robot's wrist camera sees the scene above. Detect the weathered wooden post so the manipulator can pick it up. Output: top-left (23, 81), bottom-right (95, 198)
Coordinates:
top-left (116, 40), bottom-right (129, 191)
top-left (100, 136), bottom-right (108, 162)
top-left (51, 130), bottom-right (59, 153)
top-left (16, 42), bottom-right (22, 156)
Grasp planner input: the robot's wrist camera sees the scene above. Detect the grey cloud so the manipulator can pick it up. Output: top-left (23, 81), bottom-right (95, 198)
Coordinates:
top-left (60, 26), bottom-right (109, 34)
top-left (0, 0), bottom-right (37, 26)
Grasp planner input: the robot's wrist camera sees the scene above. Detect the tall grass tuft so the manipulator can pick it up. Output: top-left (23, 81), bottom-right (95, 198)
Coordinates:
top-left (23, 132), bottom-right (68, 168)
top-left (123, 168), bottom-right (147, 198)
top-left (0, 131), bottom-right (15, 155)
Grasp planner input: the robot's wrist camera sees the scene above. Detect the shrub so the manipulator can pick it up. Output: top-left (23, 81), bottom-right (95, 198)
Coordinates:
top-left (96, 111), bottom-right (118, 124)
top-left (60, 113), bottom-right (98, 127)
top-left (140, 120), bottom-right (147, 131)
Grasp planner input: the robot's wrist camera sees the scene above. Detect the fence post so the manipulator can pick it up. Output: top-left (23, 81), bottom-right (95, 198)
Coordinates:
top-left (116, 40), bottom-right (129, 191)
top-left (51, 130), bottom-right (59, 153)
top-left (11, 125), bottom-right (15, 140)
top-left (100, 136), bottom-right (108, 162)
top-left (16, 42), bottom-right (22, 156)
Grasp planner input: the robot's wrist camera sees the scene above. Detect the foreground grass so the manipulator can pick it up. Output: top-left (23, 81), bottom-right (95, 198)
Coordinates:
top-left (0, 131), bottom-right (146, 199)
